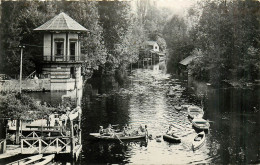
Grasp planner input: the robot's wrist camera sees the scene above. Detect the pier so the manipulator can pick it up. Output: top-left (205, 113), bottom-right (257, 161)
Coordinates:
top-left (3, 106), bottom-right (82, 162)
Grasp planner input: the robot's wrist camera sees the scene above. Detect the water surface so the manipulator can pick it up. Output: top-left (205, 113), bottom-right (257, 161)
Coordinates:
top-left (27, 68), bottom-right (260, 164)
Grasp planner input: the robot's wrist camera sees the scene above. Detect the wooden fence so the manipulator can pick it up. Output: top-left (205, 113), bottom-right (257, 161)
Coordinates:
top-left (21, 136), bottom-right (71, 154)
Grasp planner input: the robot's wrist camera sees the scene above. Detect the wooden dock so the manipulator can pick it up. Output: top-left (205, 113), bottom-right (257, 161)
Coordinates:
top-left (3, 106), bottom-right (83, 161)
top-left (0, 145), bottom-right (21, 159)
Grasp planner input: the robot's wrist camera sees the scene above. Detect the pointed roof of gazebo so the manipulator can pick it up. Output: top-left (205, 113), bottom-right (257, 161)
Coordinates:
top-left (34, 12), bottom-right (88, 32)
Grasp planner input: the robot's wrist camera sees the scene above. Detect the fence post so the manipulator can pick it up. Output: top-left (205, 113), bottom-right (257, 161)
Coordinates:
top-left (56, 138), bottom-right (59, 153)
top-left (39, 139), bottom-right (42, 154)
top-left (70, 120), bottom-right (75, 159)
top-left (21, 139), bottom-right (23, 154)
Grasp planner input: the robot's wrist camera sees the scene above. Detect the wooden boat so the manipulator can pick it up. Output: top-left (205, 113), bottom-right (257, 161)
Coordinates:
top-left (163, 134), bottom-right (181, 143)
top-left (7, 154), bottom-right (43, 165)
top-left (192, 131), bottom-right (206, 151)
top-left (34, 154), bottom-right (55, 165)
top-left (89, 133), bottom-right (146, 141)
top-left (187, 105), bottom-right (204, 119)
top-left (192, 118), bottom-right (210, 131)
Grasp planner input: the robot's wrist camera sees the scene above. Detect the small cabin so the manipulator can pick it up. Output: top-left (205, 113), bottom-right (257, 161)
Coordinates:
top-left (144, 41), bottom-right (160, 52)
top-left (34, 12), bottom-right (88, 91)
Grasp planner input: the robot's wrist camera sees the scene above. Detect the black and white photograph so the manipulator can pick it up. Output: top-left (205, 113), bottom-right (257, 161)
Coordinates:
top-left (0, 0), bottom-right (259, 164)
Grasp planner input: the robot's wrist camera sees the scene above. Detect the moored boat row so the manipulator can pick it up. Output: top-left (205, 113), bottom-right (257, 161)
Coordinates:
top-left (162, 104), bottom-right (210, 151)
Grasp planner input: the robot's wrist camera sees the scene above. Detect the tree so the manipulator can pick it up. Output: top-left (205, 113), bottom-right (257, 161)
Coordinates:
top-left (62, 1), bottom-right (107, 71)
top-left (1, 1), bottom-right (58, 76)
top-left (1, 1), bottom-right (107, 76)
top-left (188, 0), bottom-right (260, 83)
top-left (0, 93), bottom-right (54, 144)
top-left (97, 1), bottom-right (132, 71)
top-left (163, 15), bottom-right (193, 72)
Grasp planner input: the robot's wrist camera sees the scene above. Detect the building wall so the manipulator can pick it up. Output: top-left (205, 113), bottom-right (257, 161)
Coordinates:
top-left (42, 32), bottom-right (83, 91)
top-left (42, 63), bottom-right (82, 91)
top-left (153, 43), bottom-right (159, 52)
top-left (43, 33), bottom-right (79, 61)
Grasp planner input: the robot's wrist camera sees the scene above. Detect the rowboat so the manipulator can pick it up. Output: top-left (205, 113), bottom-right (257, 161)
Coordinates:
top-left (192, 118), bottom-right (210, 131)
top-left (34, 154), bottom-right (55, 165)
top-left (7, 154), bottom-right (43, 165)
top-left (89, 133), bottom-right (146, 141)
top-left (187, 105), bottom-right (204, 119)
top-left (192, 131), bottom-right (206, 151)
top-left (163, 134), bottom-right (181, 143)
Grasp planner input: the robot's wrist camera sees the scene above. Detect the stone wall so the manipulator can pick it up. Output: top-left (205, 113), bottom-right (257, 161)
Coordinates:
top-left (0, 79), bottom-right (51, 92)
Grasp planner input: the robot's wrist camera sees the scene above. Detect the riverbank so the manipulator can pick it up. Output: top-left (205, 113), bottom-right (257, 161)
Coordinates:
top-left (222, 79), bottom-right (260, 88)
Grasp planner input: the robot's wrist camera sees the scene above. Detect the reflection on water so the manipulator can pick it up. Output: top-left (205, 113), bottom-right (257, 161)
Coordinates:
top-left (27, 69), bottom-right (260, 164)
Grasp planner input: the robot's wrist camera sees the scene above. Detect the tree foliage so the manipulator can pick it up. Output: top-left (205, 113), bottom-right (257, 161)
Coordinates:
top-left (162, 0), bottom-right (260, 84)
top-left (0, 1), bottom-right (154, 76)
top-left (0, 1), bottom-right (107, 76)
top-left (188, 0), bottom-right (260, 83)
top-left (0, 93), bottom-right (53, 120)
top-left (62, 1), bottom-right (107, 71)
top-left (163, 15), bottom-right (194, 72)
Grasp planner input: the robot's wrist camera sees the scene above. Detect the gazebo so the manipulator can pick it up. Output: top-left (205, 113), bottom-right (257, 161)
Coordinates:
top-left (34, 12), bottom-right (88, 91)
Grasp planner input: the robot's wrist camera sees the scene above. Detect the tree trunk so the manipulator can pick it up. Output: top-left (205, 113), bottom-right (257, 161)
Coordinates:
top-left (15, 119), bottom-right (20, 145)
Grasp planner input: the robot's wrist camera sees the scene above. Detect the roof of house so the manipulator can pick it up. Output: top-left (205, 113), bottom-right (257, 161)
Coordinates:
top-left (34, 12), bottom-right (88, 32)
top-left (179, 55), bottom-right (202, 66)
top-left (144, 41), bottom-right (158, 46)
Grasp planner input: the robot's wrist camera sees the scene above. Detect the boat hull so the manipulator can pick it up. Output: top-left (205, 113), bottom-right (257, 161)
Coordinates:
top-left (89, 133), bottom-right (146, 141)
top-left (163, 134), bottom-right (181, 143)
top-left (187, 106), bottom-right (204, 119)
top-left (192, 119), bottom-right (210, 131)
top-left (35, 154), bottom-right (55, 165)
top-left (192, 132), bottom-right (206, 151)
top-left (7, 154), bottom-right (43, 165)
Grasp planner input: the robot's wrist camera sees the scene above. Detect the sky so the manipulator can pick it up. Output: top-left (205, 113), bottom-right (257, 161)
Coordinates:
top-left (156, 0), bottom-right (198, 15)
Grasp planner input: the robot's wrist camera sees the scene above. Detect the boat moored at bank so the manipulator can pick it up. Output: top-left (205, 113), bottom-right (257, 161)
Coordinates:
top-left (187, 105), bottom-right (204, 119)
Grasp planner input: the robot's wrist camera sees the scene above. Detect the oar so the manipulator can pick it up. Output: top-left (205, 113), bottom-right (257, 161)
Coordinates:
top-left (115, 134), bottom-right (123, 144)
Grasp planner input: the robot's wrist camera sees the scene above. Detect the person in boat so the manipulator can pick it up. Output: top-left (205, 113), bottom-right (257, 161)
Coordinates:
top-left (145, 125), bottom-right (148, 135)
top-left (122, 126), bottom-right (128, 136)
top-left (124, 124), bottom-right (129, 130)
top-left (138, 125), bottom-right (145, 133)
top-left (99, 126), bottom-right (104, 135)
top-left (105, 124), bottom-right (114, 136)
top-left (166, 125), bottom-right (175, 135)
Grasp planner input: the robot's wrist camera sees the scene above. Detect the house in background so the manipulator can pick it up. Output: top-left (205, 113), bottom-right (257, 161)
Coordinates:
top-left (179, 55), bottom-right (203, 75)
top-left (138, 41), bottom-right (166, 68)
top-left (144, 41), bottom-right (160, 52)
top-left (34, 12), bottom-right (88, 91)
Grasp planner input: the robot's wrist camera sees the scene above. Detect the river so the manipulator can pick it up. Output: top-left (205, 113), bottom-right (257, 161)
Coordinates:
top-left (27, 68), bottom-right (260, 164)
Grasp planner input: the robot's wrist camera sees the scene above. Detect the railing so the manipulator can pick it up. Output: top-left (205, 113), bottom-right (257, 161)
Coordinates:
top-left (21, 136), bottom-right (71, 154)
top-left (25, 131), bottom-right (39, 138)
top-left (43, 55), bottom-right (82, 62)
